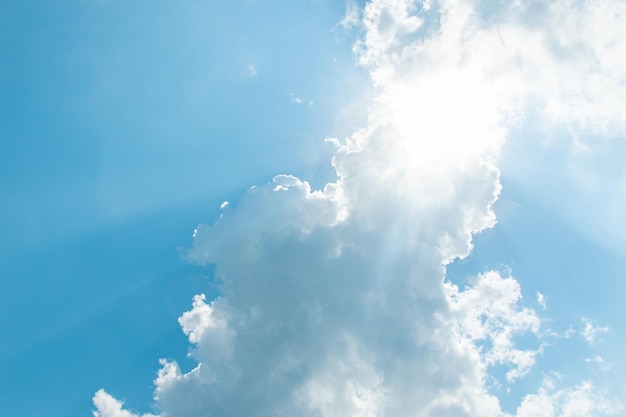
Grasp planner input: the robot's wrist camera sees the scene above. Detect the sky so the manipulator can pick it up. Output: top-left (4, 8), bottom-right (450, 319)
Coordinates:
top-left (1, 0), bottom-right (625, 416)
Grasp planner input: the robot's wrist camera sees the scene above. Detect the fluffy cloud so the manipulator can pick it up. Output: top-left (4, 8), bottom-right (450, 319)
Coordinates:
top-left (516, 378), bottom-right (622, 417)
top-left (92, 389), bottom-right (155, 417)
top-left (445, 271), bottom-right (542, 383)
top-left (95, 0), bottom-right (625, 416)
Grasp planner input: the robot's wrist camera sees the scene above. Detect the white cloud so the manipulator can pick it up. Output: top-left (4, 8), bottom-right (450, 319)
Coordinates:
top-left (290, 92), bottom-right (304, 104)
top-left (585, 355), bottom-right (611, 372)
top-left (94, 0), bottom-right (626, 416)
top-left (445, 271), bottom-right (542, 383)
top-left (289, 93), bottom-right (313, 107)
top-left (335, 0), bottom-right (361, 32)
top-left (581, 317), bottom-right (610, 345)
top-left (516, 379), bottom-right (622, 417)
top-left (92, 390), bottom-right (155, 417)
top-left (537, 292), bottom-right (548, 310)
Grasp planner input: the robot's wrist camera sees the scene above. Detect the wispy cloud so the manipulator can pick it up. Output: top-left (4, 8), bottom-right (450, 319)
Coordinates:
top-left (290, 93), bottom-right (313, 107)
top-left (581, 317), bottom-right (610, 345)
top-left (335, 0), bottom-right (360, 32)
top-left (585, 355), bottom-right (612, 372)
top-left (289, 92), bottom-right (303, 104)
top-left (537, 292), bottom-right (548, 310)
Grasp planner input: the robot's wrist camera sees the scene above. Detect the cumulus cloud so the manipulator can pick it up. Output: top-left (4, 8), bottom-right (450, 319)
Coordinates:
top-left (92, 389), bottom-right (155, 417)
top-left (445, 271), bottom-right (542, 383)
top-left (516, 378), bottom-right (622, 417)
top-left (94, 0), bottom-right (625, 416)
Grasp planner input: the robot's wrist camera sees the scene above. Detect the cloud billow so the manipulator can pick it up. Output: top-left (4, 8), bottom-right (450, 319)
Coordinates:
top-left (94, 0), bottom-right (626, 416)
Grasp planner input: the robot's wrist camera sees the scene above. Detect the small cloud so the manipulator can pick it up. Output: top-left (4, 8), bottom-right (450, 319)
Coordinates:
top-left (289, 93), bottom-right (303, 104)
top-left (93, 389), bottom-right (155, 417)
top-left (334, 0), bottom-right (360, 32)
top-left (536, 291), bottom-right (547, 310)
top-left (581, 317), bottom-right (610, 345)
top-left (585, 355), bottom-right (612, 371)
top-left (247, 64), bottom-right (257, 77)
top-left (288, 93), bottom-right (314, 107)
top-left (220, 201), bottom-right (230, 210)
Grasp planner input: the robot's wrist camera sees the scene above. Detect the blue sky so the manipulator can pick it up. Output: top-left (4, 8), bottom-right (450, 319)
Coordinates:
top-left (2, 1), bottom-right (625, 416)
